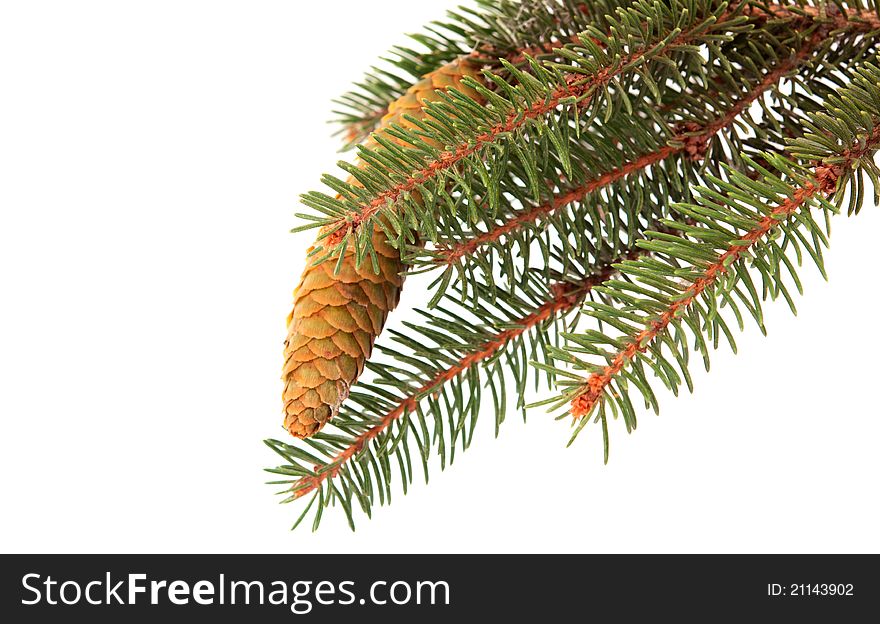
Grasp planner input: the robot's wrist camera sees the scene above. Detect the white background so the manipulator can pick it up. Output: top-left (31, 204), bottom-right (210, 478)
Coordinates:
top-left (1, 1), bottom-right (878, 554)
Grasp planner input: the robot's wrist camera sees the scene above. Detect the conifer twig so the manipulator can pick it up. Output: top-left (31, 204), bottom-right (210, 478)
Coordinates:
top-left (569, 123), bottom-right (880, 418)
top-left (272, 1), bottom-right (880, 530)
top-left (288, 250), bottom-right (642, 499)
top-left (324, 4), bottom-right (743, 242)
top-left (432, 18), bottom-right (860, 267)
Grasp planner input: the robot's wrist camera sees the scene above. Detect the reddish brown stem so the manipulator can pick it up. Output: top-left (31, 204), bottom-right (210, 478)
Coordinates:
top-left (327, 11), bottom-right (737, 245)
top-left (297, 4), bottom-right (880, 495)
top-left (439, 146), bottom-right (680, 264)
top-left (570, 125), bottom-right (880, 418)
top-left (437, 30), bottom-right (830, 265)
top-left (345, 6), bottom-right (599, 141)
top-left (339, 5), bottom-right (880, 247)
top-left (291, 256), bottom-right (634, 499)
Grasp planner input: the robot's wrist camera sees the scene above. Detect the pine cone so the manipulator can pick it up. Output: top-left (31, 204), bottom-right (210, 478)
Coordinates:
top-left (283, 58), bottom-right (482, 438)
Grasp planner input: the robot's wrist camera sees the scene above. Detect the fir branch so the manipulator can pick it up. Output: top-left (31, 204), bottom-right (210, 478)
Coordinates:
top-left (278, 257), bottom-right (624, 503)
top-left (568, 170), bottom-right (834, 418)
top-left (267, 222), bottom-right (680, 528)
top-left (333, 0), bottom-right (600, 147)
top-left (424, 27), bottom-right (826, 284)
top-left (304, 0), bottom-right (746, 251)
top-left (273, 2), bottom-right (880, 529)
top-left (336, 35), bottom-right (586, 148)
top-left (415, 6), bottom-right (880, 307)
top-left (554, 81), bottom-right (880, 430)
top-left (435, 147), bottom-right (679, 266)
top-left (333, 1), bottom-right (880, 145)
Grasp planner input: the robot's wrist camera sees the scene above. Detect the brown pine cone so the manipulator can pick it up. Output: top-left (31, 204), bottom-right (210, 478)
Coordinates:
top-left (283, 58), bottom-right (482, 438)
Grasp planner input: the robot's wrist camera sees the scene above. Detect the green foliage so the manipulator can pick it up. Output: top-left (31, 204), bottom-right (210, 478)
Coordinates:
top-left (269, 1), bottom-right (880, 529)
top-left (266, 223), bottom-right (645, 530)
top-left (545, 60), bottom-right (880, 454)
top-left (544, 153), bottom-right (835, 448)
top-left (332, 0), bottom-right (601, 148)
top-left (788, 62), bottom-right (880, 211)
top-left (299, 0), bottom-right (745, 257)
